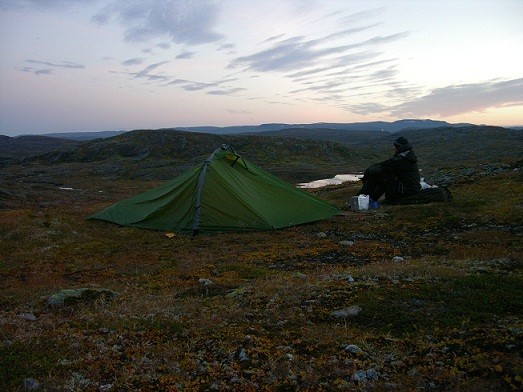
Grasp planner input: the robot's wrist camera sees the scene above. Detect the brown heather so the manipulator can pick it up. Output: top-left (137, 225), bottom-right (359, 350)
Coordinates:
top-left (0, 158), bottom-right (522, 391)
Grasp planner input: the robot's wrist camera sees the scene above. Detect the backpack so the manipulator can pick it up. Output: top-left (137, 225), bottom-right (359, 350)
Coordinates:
top-left (387, 186), bottom-right (453, 205)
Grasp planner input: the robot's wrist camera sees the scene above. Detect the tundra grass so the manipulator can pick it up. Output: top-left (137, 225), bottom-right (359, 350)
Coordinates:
top-left (0, 167), bottom-right (521, 390)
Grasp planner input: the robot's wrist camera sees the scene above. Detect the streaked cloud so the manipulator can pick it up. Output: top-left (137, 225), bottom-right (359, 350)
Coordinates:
top-left (337, 8), bottom-right (386, 25)
top-left (392, 78), bottom-right (523, 117)
top-left (176, 51), bottom-right (195, 60)
top-left (1, 0), bottom-right (521, 135)
top-left (133, 61), bottom-right (170, 78)
top-left (16, 59), bottom-right (85, 75)
top-left (24, 60), bottom-right (85, 69)
top-left (122, 58), bottom-right (145, 66)
top-left (230, 30), bottom-right (409, 73)
top-left (207, 87), bottom-right (247, 96)
top-left (92, 0), bottom-right (223, 45)
top-left (18, 66), bottom-right (53, 75)
top-left (348, 78), bottom-right (523, 118)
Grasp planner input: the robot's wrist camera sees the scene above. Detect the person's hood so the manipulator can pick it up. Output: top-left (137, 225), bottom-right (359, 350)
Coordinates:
top-left (394, 137), bottom-right (413, 153)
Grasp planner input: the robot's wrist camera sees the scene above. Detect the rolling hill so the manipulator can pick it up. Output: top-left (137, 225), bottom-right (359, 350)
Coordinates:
top-left (0, 135), bottom-right (80, 157)
top-left (1, 125), bottom-right (521, 185)
top-left (5, 119), bottom-right (476, 141)
top-left (15, 129), bottom-right (377, 182)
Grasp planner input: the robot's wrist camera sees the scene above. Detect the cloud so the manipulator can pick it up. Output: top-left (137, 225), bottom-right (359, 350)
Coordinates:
top-left (17, 59), bottom-right (85, 75)
top-left (122, 57), bottom-right (145, 66)
top-left (93, 0), bottom-right (223, 45)
top-left (392, 78), bottom-right (523, 117)
top-left (337, 8), bottom-right (386, 25)
top-left (18, 66), bottom-right (53, 75)
top-left (133, 61), bottom-right (170, 78)
top-left (346, 78), bottom-right (523, 117)
top-left (217, 43), bottom-right (236, 55)
top-left (207, 88), bottom-right (247, 96)
top-left (287, 51), bottom-right (380, 80)
top-left (227, 109), bottom-right (251, 115)
top-left (347, 102), bottom-right (390, 115)
top-left (24, 59), bottom-right (85, 69)
top-left (230, 36), bottom-right (344, 72)
top-left (218, 43), bottom-right (235, 51)
top-left (367, 66), bottom-right (399, 82)
top-left (0, 0), bottom-right (96, 11)
top-left (34, 69), bottom-right (53, 75)
top-left (176, 51), bottom-right (195, 60)
top-left (230, 30), bottom-right (409, 73)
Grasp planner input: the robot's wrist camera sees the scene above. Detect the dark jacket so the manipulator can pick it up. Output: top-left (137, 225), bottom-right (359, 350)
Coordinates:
top-left (380, 149), bottom-right (421, 201)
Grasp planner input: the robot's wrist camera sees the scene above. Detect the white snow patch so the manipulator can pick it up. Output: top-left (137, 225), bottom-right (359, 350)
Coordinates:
top-left (298, 174), bottom-right (362, 189)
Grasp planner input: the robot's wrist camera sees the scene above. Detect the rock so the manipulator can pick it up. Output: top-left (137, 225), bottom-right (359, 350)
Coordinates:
top-left (331, 305), bottom-right (362, 319)
top-left (351, 369), bottom-right (367, 382)
top-left (392, 256), bottom-right (405, 263)
top-left (329, 274), bottom-right (354, 283)
top-left (236, 347), bottom-right (249, 362)
top-left (366, 368), bottom-right (379, 380)
top-left (198, 278), bottom-right (214, 286)
top-left (46, 288), bottom-right (118, 308)
top-left (22, 378), bottom-right (39, 391)
top-left (351, 368), bottom-right (378, 383)
top-left (344, 274), bottom-right (355, 283)
top-left (316, 232), bottom-right (328, 238)
top-left (19, 313), bottom-right (37, 321)
top-left (339, 240), bottom-right (355, 246)
top-left (344, 344), bottom-right (362, 354)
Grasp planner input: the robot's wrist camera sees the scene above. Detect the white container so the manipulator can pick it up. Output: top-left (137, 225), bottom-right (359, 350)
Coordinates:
top-left (350, 195), bottom-right (369, 211)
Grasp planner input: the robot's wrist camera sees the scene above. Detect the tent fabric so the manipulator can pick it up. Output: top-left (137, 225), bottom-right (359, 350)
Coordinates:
top-left (88, 146), bottom-right (339, 233)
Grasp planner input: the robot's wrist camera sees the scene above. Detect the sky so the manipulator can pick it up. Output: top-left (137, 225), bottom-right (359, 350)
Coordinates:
top-left (0, 0), bottom-right (522, 137)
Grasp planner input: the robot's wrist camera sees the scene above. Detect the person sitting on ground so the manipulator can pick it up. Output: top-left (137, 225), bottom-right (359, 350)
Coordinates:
top-left (357, 136), bottom-right (421, 203)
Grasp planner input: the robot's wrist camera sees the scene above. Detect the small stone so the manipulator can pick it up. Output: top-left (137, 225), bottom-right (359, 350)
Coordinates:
top-left (316, 232), bottom-right (328, 238)
top-left (339, 240), bottom-right (355, 246)
top-left (351, 369), bottom-right (367, 382)
top-left (392, 256), bottom-right (405, 263)
top-left (198, 278), bottom-right (214, 286)
top-left (22, 378), bottom-right (39, 391)
top-left (236, 347), bottom-right (249, 362)
top-left (344, 344), bottom-right (362, 354)
top-left (366, 369), bottom-right (379, 380)
top-left (19, 313), bottom-right (37, 321)
top-left (331, 305), bottom-right (362, 319)
top-left (346, 305), bottom-right (362, 316)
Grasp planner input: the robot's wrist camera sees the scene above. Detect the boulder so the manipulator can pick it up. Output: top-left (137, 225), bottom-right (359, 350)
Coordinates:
top-left (46, 288), bottom-right (118, 308)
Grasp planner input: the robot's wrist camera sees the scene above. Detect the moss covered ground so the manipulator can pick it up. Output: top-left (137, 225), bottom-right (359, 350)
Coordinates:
top-left (0, 162), bottom-right (521, 391)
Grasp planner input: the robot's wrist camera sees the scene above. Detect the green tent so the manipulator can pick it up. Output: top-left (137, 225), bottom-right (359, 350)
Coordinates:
top-left (88, 145), bottom-right (339, 234)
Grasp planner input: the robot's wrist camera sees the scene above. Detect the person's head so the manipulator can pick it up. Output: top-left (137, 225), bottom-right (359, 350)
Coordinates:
top-left (393, 137), bottom-right (413, 153)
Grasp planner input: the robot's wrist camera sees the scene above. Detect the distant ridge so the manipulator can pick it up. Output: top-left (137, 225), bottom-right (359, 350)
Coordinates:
top-left (177, 119), bottom-right (475, 135)
top-left (24, 119), bottom-right (477, 141)
top-left (40, 130), bottom-right (127, 140)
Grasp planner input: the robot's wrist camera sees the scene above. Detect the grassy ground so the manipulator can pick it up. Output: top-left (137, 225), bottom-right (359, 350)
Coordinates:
top-left (0, 164), bottom-right (522, 391)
